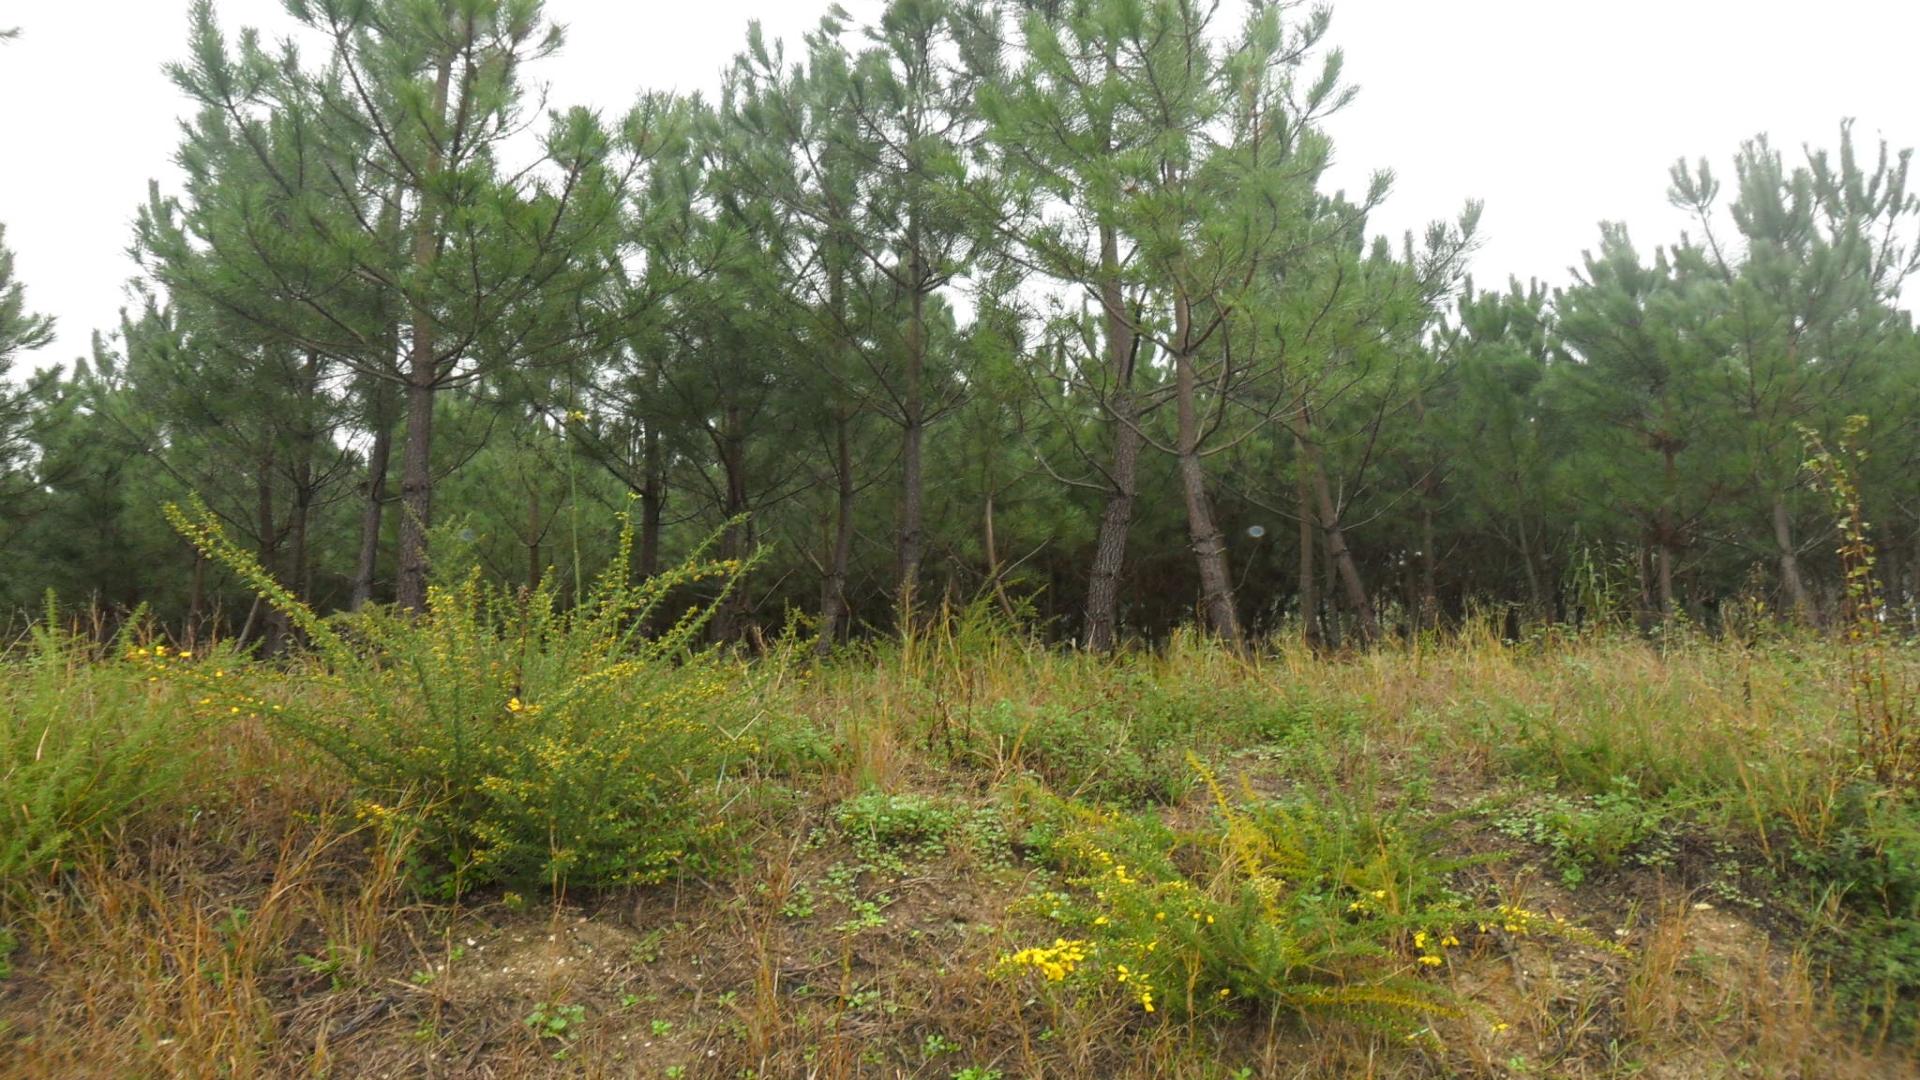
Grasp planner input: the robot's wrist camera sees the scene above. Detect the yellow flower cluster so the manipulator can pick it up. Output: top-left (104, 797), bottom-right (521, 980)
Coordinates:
top-left (126, 642), bottom-right (290, 721)
top-left (998, 938), bottom-right (1090, 983)
top-left (1112, 962), bottom-right (1156, 1012)
top-left (1411, 929), bottom-right (1460, 967)
top-left (1479, 903), bottom-right (1629, 956)
top-left (1347, 888), bottom-right (1390, 913)
top-left (1049, 838), bottom-right (1237, 1015)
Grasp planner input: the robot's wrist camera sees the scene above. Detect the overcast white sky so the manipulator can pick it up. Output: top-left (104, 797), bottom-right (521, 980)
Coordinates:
top-left (1, 0), bottom-right (1916, 362)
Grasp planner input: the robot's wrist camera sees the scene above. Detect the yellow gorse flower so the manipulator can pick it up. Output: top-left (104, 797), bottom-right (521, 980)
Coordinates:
top-left (996, 939), bottom-right (1090, 983)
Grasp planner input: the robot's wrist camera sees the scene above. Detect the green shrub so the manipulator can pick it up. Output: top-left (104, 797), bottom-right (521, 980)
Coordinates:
top-left (166, 500), bottom-right (762, 894)
top-left (995, 761), bottom-right (1530, 1021)
top-left (1, 613), bottom-right (205, 902)
top-left (834, 792), bottom-right (961, 855)
top-left (965, 698), bottom-right (1188, 804)
top-left (1793, 786), bottom-right (1920, 1039)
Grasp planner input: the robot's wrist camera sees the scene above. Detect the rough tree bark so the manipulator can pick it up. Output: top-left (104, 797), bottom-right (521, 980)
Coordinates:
top-left (1295, 442), bottom-right (1318, 647)
top-left (897, 255), bottom-right (927, 618)
top-left (637, 415), bottom-right (663, 581)
top-left (1296, 422), bottom-right (1379, 642)
top-left (817, 411), bottom-right (856, 656)
top-left (1772, 494), bottom-right (1813, 621)
top-left (392, 50), bottom-right (454, 612)
top-left (1171, 293), bottom-right (1241, 645)
top-left (351, 380), bottom-right (393, 611)
top-left (1083, 225), bottom-right (1140, 653)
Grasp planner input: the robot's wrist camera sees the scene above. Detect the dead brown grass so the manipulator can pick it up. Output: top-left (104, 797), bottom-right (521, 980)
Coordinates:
top-left (4, 628), bottom-right (1918, 1078)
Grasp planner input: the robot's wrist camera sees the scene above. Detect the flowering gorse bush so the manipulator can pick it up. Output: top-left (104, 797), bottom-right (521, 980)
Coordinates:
top-left (1, 609), bottom-right (206, 901)
top-left (998, 760), bottom-right (1519, 1022)
top-left (166, 499), bottom-right (760, 894)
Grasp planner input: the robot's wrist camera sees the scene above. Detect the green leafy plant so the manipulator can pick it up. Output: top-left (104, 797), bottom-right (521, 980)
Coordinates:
top-left (995, 761), bottom-right (1515, 1020)
top-left (833, 791), bottom-right (961, 864)
top-left (165, 499), bottom-right (761, 893)
top-left (1491, 776), bottom-right (1678, 886)
top-left (2, 607), bottom-right (207, 901)
top-left (1803, 417), bottom-right (1918, 786)
top-left (525, 1001), bottom-right (587, 1040)
top-left (1792, 785), bottom-right (1920, 1039)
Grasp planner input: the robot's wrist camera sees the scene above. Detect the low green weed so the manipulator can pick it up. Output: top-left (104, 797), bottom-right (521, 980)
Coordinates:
top-left (1792, 785), bottom-right (1920, 1040)
top-left (1491, 776), bottom-right (1680, 886)
top-left (995, 762), bottom-right (1517, 1021)
top-left (2, 612), bottom-right (207, 902)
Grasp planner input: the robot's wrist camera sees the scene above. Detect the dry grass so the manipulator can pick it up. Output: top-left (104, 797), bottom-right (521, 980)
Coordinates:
top-left (3, 625), bottom-right (1918, 1078)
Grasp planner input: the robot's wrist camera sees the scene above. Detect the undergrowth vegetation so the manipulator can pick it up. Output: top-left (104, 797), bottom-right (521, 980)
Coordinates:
top-left (160, 500), bottom-right (767, 895)
top-left (5, 586), bottom-right (1920, 1075)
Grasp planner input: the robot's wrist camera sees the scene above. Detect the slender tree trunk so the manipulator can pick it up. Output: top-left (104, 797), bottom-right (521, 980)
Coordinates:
top-left (1321, 524), bottom-right (1343, 649)
top-left (351, 183), bottom-right (404, 612)
top-left (1420, 504), bottom-right (1439, 629)
top-left (526, 481), bottom-right (542, 592)
top-left (351, 378), bottom-right (395, 611)
top-left (817, 412), bottom-right (856, 656)
top-left (288, 488), bottom-right (312, 604)
top-left (1508, 514), bottom-right (1543, 618)
top-left (1297, 426), bottom-right (1378, 642)
top-left (1657, 542), bottom-right (1676, 617)
top-left (898, 274), bottom-right (927, 619)
top-left (983, 486), bottom-right (1020, 620)
top-left (287, 349), bottom-right (321, 614)
top-left (256, 450), bottom-right (288, 656)
top-left (1772, 494), bottom-right (1813, 622)
top-left (638, 418), bottom-right (663, 581)
top-left (392, 52), bottom-right (453, 613)
top-left (187, 547), bottom-right (207, 649)
top-left (1633, 544), bottom-right (1656, 632)
top-left (1656, 444), bottom-right (1680, 619)
top-left (1295, 441), bottom-right (1318, 647)
top-left (1083, 225), bottom-right (1140, 652)
top-left (1171, 296), bottom-right (1240, 645)
top-left (395, 372), bottom-right (437, 611)
top-left (715, 404), bottom-right (751, 641)
top-left (286, 466), bottom-right (313, 649)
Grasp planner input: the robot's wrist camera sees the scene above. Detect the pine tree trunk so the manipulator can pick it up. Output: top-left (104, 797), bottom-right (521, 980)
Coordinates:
top-left (898, 275), bottom-right (926, 619)
top-left (392, 51), bottom-right (453, 613)
top-left (1772, 494), bottom-right (1813, 622)
top-left (1657, 541), bottom-right (1676, 617)
top-left (187, 548), bottom-right (206, 648)
top-left (817, 412), bottom-right (856, 656)
top-left (983, 486), bottom-right (1018, 620)
top-left (1321, 525), bottom-right (1343, 650)
top-left (1300, 433), bottom-right (1378, 642)
top-left (1656, 445), bottom-right (1679, 619)
top-left (394, 371), bottom-right (436, 611)
top-left (1511, 515), bottom-right (1542, 617)
top-left (715, 404), bottom-right (751, 641)
top-left (1420, 504), bottom-right (1438, 629)
top-left (1172, 296), bottom-right (1240, 645)
top-left (351, 387), bottom-right (393, 611)
top-left (287, 350), bottom-right (321, 612)
top-left (526, 481), bottom-right (542, 592)
top-left (638, 418), bottom-right (663, 581)
top-left (1295, 441), bottom-right (1318, 647)
top-left (256, 450), bottom-right (288, 656)
top-left (1083, 227), bottom-right (1139, 653)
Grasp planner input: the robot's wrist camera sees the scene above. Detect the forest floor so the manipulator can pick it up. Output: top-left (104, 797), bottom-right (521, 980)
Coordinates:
top-left (5, 623), bottom-right (1920, 1078)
